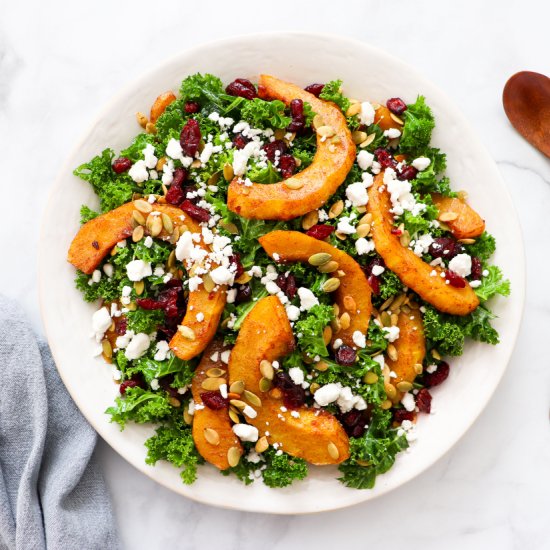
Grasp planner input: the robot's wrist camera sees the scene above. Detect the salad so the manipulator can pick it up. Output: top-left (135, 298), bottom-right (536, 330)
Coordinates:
top-left (68, 73), bottom-right (510, 489)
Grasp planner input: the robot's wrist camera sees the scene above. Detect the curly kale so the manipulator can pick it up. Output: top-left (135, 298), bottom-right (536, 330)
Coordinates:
top-left (399, 96), bottom-right (435, 156)
top-left (474, 266), bottom-right (511, 302)
top-left (465, 232), bottom-right (497, 262)
top-left (240, 98), bottom-right (291, 129)
top-left (294, 304), bottom-right (335, 358)
top-left (319, 79), bottom-right (350, 113)
top-left (79, 205), bottom-right (99, 224)
top-left (261, 449), bottom-right (308, 488)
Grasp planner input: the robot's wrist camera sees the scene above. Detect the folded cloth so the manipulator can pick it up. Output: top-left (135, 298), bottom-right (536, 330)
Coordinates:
top-left (0, 296), bottom-right (119, 550)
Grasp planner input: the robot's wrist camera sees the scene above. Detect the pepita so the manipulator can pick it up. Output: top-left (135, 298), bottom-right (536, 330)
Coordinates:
top-left (328, 200), bottom-right (344, 218)
top-left (355, 223), bottom-right (371, 238)
top-left (219, 220), bottom-right (239, 234)
top-left (228, 409), bottom-right (240, 424)
top-left (414, 363), bottom-right (423, 375)
top-left (309, 382), bottom-right (320, 394)
top-left (203, 428), bottom-right (220, 446)
top-left (229, 399), bottom-right (246, 410)
top-left (431, 349), bottom-right (441, 360)
top-left (223, 163), bottom-right (234, 182)
top-left (346, 102), bottom-right (362, 117)
top-left (136, 111), bottom-right (148, 128)
top-left (391, 293), bottom-right (407, 310)
top-left (396, 381), bottom-right (413, 393)
top-left (132, 225), bottom-right (144, 242)
top-left (243, 390), bottom-right (262, 407)
top-left (380, 311), bottom-right (392, 327)
top-left (183, 408), bottom-right (193, 425)
top-left (161, 213), bottom-right (173, 234)
top-left (178, 325), bottom-right (196, 340)
top-left (227, 446), bottom-right (242, 467)
top-left (380, 399), bottom-right (393, 410)
top-left (202, 273), bottom-right (215, 292)
top-left (318, 260), bottom-right (339, 273)
top-left (334, 230), bottom-right (347, 241)
top-left (302, 210), bottom-right (319, 230)
top-left (314, 360), bottom-right (329, 372)
top-left (339, 312), bottom-right (351, 330)
top-left (167, 250), bottom-right (176, 270)
top-left (134, 199), bottom-right (153, 214)
top-left (170, 226), bottom-right (180, 245)
top-left (343, 295), bottom-right (357, 311)
top-left (168, 397), bottom-right (181, 408)
top-left (132, 210), bottom-right (146, 226)
top-left (283, 179), bottom-right (304, 190)
top-left (229, 380), bottom-right (245, 394)
top-left (331, 316), bottom-right (341, 334)
top-left (274, 128), bottom-right (286, 140)
top-left (312, 114), bottom-right (325, 130)
top-left (327, 442), bottom-right (340, 460)
top-left (384, 383), bottom-right (397, 400)
top-left (439, 211), bottom-right (458, 222)
top-left (323, 326), bottom-right (333, 346)
top-left (359, 212), bottom-right (373, 225)
top-left (308, 252), bottom-right (332, 266)
top-left (101, 339), bottom-right (112, 359)
top-left (255, 436), bottom-right (269, 453)
top-left (359, 133), bottom-right (376, 148)
top-left (149, 215), bottom-right (163, 237)
top-left (322, 278), bottom-right (341, 293)
top-left (458, 238), bottom-right (476, 244)
top-left (145, 122), bottom-right (157, 134)
top-left (390, 112), bottom-right (404, 125)
top-left (190, 159), bottom-right (201, 168)
top-left (364, 371), bottom-right (379, 384)
top-left (351, 130), bottom-right (367, 144)
top-left (259, 378), bottom-right (272, 392)
top-left (134, 280), bottom-right (144, 296)
top-left (207, 172), bottom-right (220, 186)
top-left (317, 125), bottom-right (336, 138)
top-left (399, 230), bottom-right (411, 248)
top-left (156, 157), bottom-right (167, 171)
top-left (235, 272), bottom-right (252, 284)
top-left (380, 296), bottom-right (394, 311)
top-left (206, 367), bottom-right (225, 378)
top-left (201, 377), bottom-right (226, 391)
top-left (387, 343), bottom-right (398, 361)
top-left (390, 313), bottom-right (399, 326)
top-left (259, 360), bottom-right (274, 380)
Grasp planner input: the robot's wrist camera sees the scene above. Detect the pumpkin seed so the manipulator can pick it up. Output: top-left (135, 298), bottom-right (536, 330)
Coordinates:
top-left (228, 409), bottom-right (240, 424)
top-left (439, 211), bottom-right (458, 222)
top-left (354, 223), bottom-right (370, 239)
top-left (414, 363), bottom-right (423, 375)
top-left (227, 446), bottom-right (242, 467)
top-left (380, 399), bottom-right (393, 410)
top-left (317, 125), bottom-right (336, 138)
top-left (331, 316), bottom-right (341, 334)
top-left (259, 360), bottom-right (274, 380)
top-left (294, 156), bottom-right (302, 167)
top-left (384, 383), bottom-right (397, 400)
top-left (283, 179), bottom-right (304, 190)
top-left (302, 210), bottom-right (319, 230)
top-left (318, 260), bottom-right (339, 273)
top-left (168, 397), bottom-right (181, 408)
top-left (390, 313), bottom-right (399, 326)
top-left (255, 436), bottom-right (269, 453)
top-left (346, 102), bottom-right (362, 117)
top-left (207, 172), bottom-right (220, 186)
top-left (359, 212), bottom-right (373, 225)
top-left (396, 381), bottom-right (413, 393)
top-left (134, 280), bottom-right (144, 296)
top-left (167, 250), bottom-right (176, 270)
top-left (391, 293), bottom-right (407, 311)
top-left (132, 225), bottom-right (144, 242)
top-left (314, 360), bottom-right (329, 372)
top-left (312, 114), bottom-right (325, 130)
top-left (308, 252), bottom-right (332, 266)
top-left (102, 339), bottom-right (112, 359)
top-left (399, 230), bottom-right (411, 247)
top-left (359, 133), bottom-right (376, 148)
top-left (259, 378), bottom-right (272, 392)
top-left (380, 296), bottom-right (394, 311)
top-left (132, 210), bottom-right (146, 225)
top-left (274, 128), bottom-right (286, 140)
top-left (156, 157), bottom-right (167, 171)
top-left (458, 238), bottom-right (476, 244)
top-left (284, 132), bottom-right (296, 143)
top-left (327, 442), bottom-right (340, 460)
top-left (229, 399), bottom-right (246, 410)
top-left (206, 367), bottom-right (225, 378)
top-left (223, 163), bottom-right (234, 181)
top-left (161, 213), bottom-right (173, 234)
top-left (333, 303), bottom-right (340, 317)
top-left (219, 220), bottom-right (239, 234)
top-left (178, 325), bottom-right (196, 340)
top-left (431, 349), bottom-right (441, 360)
top-left (323, 326), bottom-right (333, 346)
top-left (126, 301), bottom-right (137, 311)
top-left (364, 371), bottom-right (379, 384)
top-left (235, 272), bottom-right (252, 284)
top-left (203, 428), bottom-right (220, 446)
top-left (334, 231), bottom-right (347, 241)
top-left (183, 408), bottom-right (193, 425)
top-left (136, 111), bottom-right (148, 128)
top-left (380, 311), bottom-right (392, 327)
top-left (328, 200), bottom-right (344, 218)
top-left (343, 295), bottom-right (357, 311)
top-left (351, 130), bottom-right (367, 144)
top-left (243, 390), bottom-right (262, 407)
top-left (202, 273), bottom-right (215, 292)
top-left (150, 215), bottom-right (163, 237)
top-left (309, 382), bottom-right (320, 394)
top-left (170, 226), bottom-right (180, 245)
top-left (201, 377), bottom-right (226, 391)
top-left (387, 344), bottom-right (398, 361)
top-left (322, 278), bottom-right (341, 293)
top-left (229, 380), bottom-right (245, 394)
top-left (339, 312), bottom-right (351, 330)
top-left (145, 122), bottom-right (157, 134)
top-left (190, 159), bottom-right (201, 168)
top-left (390, 112), bottom-right (404, 125)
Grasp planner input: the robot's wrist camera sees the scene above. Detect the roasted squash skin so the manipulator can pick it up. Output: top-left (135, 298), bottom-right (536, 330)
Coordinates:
top-left (226, 75), bottom-right (356, 220)
top-left (191, 340), bottom-right (242, 470)
top-left (228, 296), bottom-right (350, 465)
top-left (259, 230), bottom-right (372, 348)
top-left (367, 174), bottom-right (479, 315)
top-left (432, 193), bottom-right (485, 239)
top-left (150, 91), bottom-right (177, 123)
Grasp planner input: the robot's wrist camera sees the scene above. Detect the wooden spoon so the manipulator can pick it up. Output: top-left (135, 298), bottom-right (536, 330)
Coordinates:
top-left (503, 71), bottom-right (550, 157)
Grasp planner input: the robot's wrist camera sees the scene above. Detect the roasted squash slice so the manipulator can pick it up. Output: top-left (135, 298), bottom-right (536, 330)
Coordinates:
top-left (367, 174), bottom-right (479, 315)
top-left (67, 201), bottom-right (226, 360)
top-left (259, 230), bottom-right (372, 348)
top-left (150, 91), bottom-right (177, 123)
top-left (432, 193), bottom-right (485, 239)
top-left (374, 105), bottom-right (402, 131)
top-left (191, 340), bottom-right (242, 470)
top-left (228, 296), bottom-right (350, 465)
top-left (386, 309), bottom-right (426, 403)
top-left (226, 75), bottom-right (356, 220)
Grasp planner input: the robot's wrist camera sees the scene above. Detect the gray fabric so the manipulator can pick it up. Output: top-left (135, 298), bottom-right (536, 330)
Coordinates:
top-left (0, 296), bottom-right (119, 550)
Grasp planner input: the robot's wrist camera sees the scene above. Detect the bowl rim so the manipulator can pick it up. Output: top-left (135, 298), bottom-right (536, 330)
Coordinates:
top-left (38, 30), bottom-right (526, 514)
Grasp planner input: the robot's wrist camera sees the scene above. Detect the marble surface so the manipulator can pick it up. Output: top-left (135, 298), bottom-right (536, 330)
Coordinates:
top-left (1, 0), bottom-right (549, 548)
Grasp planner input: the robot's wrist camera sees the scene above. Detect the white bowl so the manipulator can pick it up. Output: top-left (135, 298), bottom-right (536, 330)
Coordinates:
top-left (38, 32), bottom-right (525, 514)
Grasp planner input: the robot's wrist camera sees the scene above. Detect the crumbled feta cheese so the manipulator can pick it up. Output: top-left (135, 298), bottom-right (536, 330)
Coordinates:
top-left (103, 263), bottom-right (114, 278)
top-left (226, 288), bottom-right (237, 304)
top-left (150, 378), bottom-right (160, 391)
top-left (92, 307), bottom-right (111, 342)
top-left (196, 312), bottom-right (205, 323)
top-left (166, 138), bottom-right (184, 160)
top-left (142, 144), bottom-right (158, 169)
top-left (314, 383), bottom-right (341, 406)
top-left (401, 392), bottom-right (416, 412)
top-left (412, 234), bottom-right (434, 257)
top-left (337, 216), bottom-right (356, 234)
top-left (210, 265), bottom-right (234, 286)
top-left (288, 367), bottom-right (304, 386)
top-left (128, 160), bottom-right (149, 183)
top-left (220, 350), bottom-right (231, 364)
top-left (285, 304), bottom-right (301, 321)
top-left (448, 253), bottom-right (472, 278)
top-left (345, 181), bottom-right (369, 207)
top-left (357, 150), bottom-right (374, 170)
top-left (384, 168), bottom-right (426, 216)
top-left (355, 237), bottom-right (375, 255)
top-left (352, 330), bottom-right (366, 348)
top-left (384, 128), bottom-right (401, 139)
top-left (154, 340), bottom-right (170, 361)
top-left (359, 101), bottom-right (375, 126)
top-left (297, 287), bottom-right (319, 311)
top-left (333, 338), bottom-right (343, 349)
top-left (265, 280), bottom-right (280, 295)
top-left (115, 330), bottom-right (133, 350)
top-left (125, 333), bottom-right (150, 360)
top-left (200, 142), bottom-right (214, 164)
top-left (469, 280), bottom-right (482, 288)
top-left (242, 405), bottom-right (257, 419)
top-left (371, 265), bottom-right (385, 276)
top-left (412, 157), bottom-right (431, 171)
top-left (126, 259), bottom-right (152, 282)
top-left (91, 269), bottom-right (102, 283)
top-left (175, 231), bottom-right (194, 262)
top-left (219, 384), bottom-right (228, 398)
top-left (383, 326), bottom-right (400, 342)
top-left (143, 236), bottom-right (153, 248)
top-left (232, 424), bottom-right (259, 442)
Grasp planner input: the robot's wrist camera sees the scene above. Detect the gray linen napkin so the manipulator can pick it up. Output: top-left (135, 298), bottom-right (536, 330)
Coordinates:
top-left (0, 296), bottom-right (119, 550)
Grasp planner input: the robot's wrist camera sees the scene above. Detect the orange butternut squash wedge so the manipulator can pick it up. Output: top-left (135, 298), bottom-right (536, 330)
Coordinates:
top-left (191, 340), bottom-right (242, 470)
top-left (150, 91), bottom-right (177, 123)
top-left (432, 193), bottom-right (485, 239)
top-left (67, 201), bottom-right (226, 360)
top-left (367, 174), bottom-right (479, 315)
top-left (386, 309), bottom-right (426, 403)
top-left (226, 75), bottom-right (356, 220)
top-left (228, 296), bottom-right (350, 465)
top-left (259, 230), bottom-right (372, 348)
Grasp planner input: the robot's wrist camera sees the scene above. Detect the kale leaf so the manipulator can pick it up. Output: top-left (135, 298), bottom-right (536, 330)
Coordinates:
top-left (319, 79), bottom-right (350, 113)
top-left (79, 205), bottom-right (99, 224)
top-left (474, 266), bottom-right (511, 302)
top-left (399, 96), bottom-right (435, 156)
top-left (240, 98), bottom-right (291, 129)
top-left (294, 304), bottom-right (335, 358)
top-left (261, 449), bottom-right (308, 488)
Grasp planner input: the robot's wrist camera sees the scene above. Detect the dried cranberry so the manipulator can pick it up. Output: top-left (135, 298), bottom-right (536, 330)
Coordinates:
top-left (415, 388), bottom-right (432, 413)
top-left (137, 281), bottom-right (185, 321)
top-left (276, 273), bottom-right (297, 299)
top-left (119, 380), bottom-right (139, 395)
top-left (424, 361), bottom-right (450, 387)
top-left (273, 372), bottom-right (306, 409)
top-left (428, 237), bottom-right (464, 261)
top-left (262, 140), bottom-right (287, 162)
top-left (306, 224), bottom-right (335, 240)
top-left (112, 157), bottom-right (132, 173)
top-left (339, 409), bottom-right (371, 438)
top-left (92, 240), bottom-right (99, 249)
top-left (334, 345), bottom-right (357, 366)
top-left (374, 148), bottom-right (397, 170)
top-left (287, 99), bottom-right (305, 132)
top-left (398, 165), bottom-right (418, 181)
top-left (230, 254), bottom-right (245, 280)
top-left (115, 317), bottom-right (127, 335)
top-left (368, 274), bottom-right (380, 295)
top-left (180, 119), bottom-right (201, 158)
top-left (201, 391), bottom-right (228, 410)
top-left (386, 98), bottom-right (407, 116)
top-left (235, 284), bottom-right (251, 304)
top-left (184, 101), bottom-right (200, 114)
top-left (159, 375), bottom-right (180, 399)
top-left (165, 168), bottom-right (188, 205)
top-left (180, 199), bottom-right (211, 223)
top-left (304, 83), bottom-right (325, 97)
top-left (445, 270), bottom-right (466, 288)
top-left (279, 154), bottom-right (297, 179)
top-left (391, 227), bottom-right (403, 236)
top-left (471, 257), bottom-right (482, 280)
top-left (364, 257), bottom-right (385, 277)
top-left (232, 133), bottom-right (249, 150)
top-left (393, 409), bottom-right (416, 423)
top-left (225, 78), bottom-right (257, 100)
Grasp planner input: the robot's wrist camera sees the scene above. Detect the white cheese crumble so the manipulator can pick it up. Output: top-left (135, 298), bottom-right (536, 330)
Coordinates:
top-left (359, 101), bottom-right (375, 126)
top-left (150, 378), bottom-right (160, 391)
top-left (356, 150), bottom-right (374, 170)
top-left (297, 288), bottom-right (319, 311)
top-left (210, 265), bottom-right (234, 286)
top-left (337, 216), bottom-right (356, 235)
top-left (285, 304), bottom-right (301, 321)
top-left (126, 259), bottom-right (152, 282)
top-left (154, 340), bottom-right (170, 361)
top-left (128, 160), bottom-right (149, 183)
top-left (232, 424), bottom-right (259, 442)
top-left (412, 157), bottom-right (431, 171)
top-left (352, 330), bottom-right (366, 349)
top-left (384, 168), bottom-right (426, 216)
top-left (383, 326), bottom-right (400, 342)
top-left (92, 307), bottom-right (112, 342)
top-left (345, 181), bottom-right (369, 207)
top-left (384, 128), bottom-right (401, 139)
top-left (371, 264), bottom-right (385, 276)
top-left (125, 333), bottom-right (151, 360)
top-left (401, 392), bottom-right (416, 412)
top-left (448, 253), bottom-right (472, 278)
top-left (412, 234), bottom-right (434, 257)
top-left (355, 237), bottom-right (375, 255)
top-left (288, 367), bottom-right (304, 386)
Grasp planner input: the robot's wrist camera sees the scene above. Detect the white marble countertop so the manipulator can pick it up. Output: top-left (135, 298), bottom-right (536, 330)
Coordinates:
top-left (2, 0), bottom-right (549, 548)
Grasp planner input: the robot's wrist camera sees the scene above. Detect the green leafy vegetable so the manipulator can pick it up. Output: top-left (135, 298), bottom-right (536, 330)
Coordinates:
top-left (241, 98), bottom-right (291, 129)
top-left (399, 96), bottom-right (435, 156)
top-left (410, 148), bottom-right (454, 196)
top-left (261, 449), bottom-right (308, 488)
top-left (79, 205), bottom-right (99, 224)
top-left (465, 232), bottom-right (496, 262)
top-left (319, 79), bottom-right (350, 113)
top-left (294, 304), bottom-right (335, 358)
top-left (126, 308), bottom-right (164, 334)
top-left (474, 266), bottom-right (510, 302)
